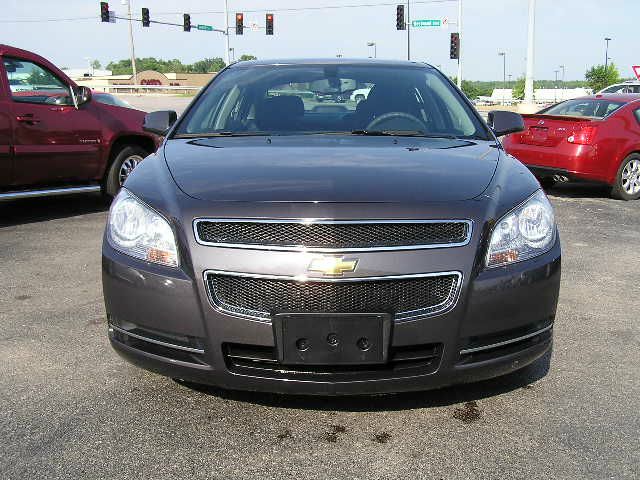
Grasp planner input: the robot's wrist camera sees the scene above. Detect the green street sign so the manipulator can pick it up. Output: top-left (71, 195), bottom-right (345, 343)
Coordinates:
top-left (412, 19), bottom-right (442, 27)
top-left (197, 24), bottom-right (213, 31)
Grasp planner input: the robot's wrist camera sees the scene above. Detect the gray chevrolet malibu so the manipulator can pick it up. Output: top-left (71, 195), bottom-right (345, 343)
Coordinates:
top-left (102, 59), bottom-right (561, 395)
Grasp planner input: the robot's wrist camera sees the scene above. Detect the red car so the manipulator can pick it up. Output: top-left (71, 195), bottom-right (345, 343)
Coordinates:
top-left (0, 44), bottom-right (159, 201)
top-left (503, 94), bottom-right (640, 200)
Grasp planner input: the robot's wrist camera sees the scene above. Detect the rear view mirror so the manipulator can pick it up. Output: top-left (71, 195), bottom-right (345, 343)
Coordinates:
top-left (143, 110), bottom-right (177, 135)
top-left (487, 110), bottom-right (525, 137)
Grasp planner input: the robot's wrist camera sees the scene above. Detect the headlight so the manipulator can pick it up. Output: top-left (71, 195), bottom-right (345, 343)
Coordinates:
top-left (486, 189), bottom-right (556, 268)
top-left (107, 189), bottom-right (178, 267)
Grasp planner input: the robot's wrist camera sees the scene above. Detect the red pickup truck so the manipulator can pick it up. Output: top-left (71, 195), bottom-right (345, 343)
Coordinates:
top-left (0, 45), bottom-right (159, 201)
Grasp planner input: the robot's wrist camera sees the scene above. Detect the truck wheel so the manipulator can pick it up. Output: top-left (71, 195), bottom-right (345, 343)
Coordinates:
top-left (611, 154), bottom-right (640, 200)
top-left (104, 145), bottom-right (149, 197)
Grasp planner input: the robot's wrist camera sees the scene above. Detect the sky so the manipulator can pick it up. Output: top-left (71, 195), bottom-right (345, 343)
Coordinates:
top-left (1, 0), bottom-right (638, 81)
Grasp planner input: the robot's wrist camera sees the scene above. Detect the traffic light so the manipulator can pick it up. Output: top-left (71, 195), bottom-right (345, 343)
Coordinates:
top-left (236, 13), bottom-right (244, 35)
top-left (183, 13), bottom-right (191, 32)
top-left (141, 8), bottom-right (150, 27)
top-left (266, 13), bottom-right (274, 35)
top-left (100, 2), bottom-right (109, 23)
top-left (396, 5), bottom-right (405, 30)
top-left (450, 32), bottom-right (460, 60)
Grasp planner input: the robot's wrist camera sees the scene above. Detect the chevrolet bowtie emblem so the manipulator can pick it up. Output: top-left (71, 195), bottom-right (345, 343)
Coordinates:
top-left (308, 256), bottom-right (359, 277)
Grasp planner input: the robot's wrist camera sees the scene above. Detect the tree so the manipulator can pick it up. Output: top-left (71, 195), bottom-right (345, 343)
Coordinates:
top-left (90, 59), bottom-right (102, 70)
top-left (190, 58), bottom-right (226, 73)
top-left (512, 77), bottom-right (525, 100)
top-left (585, 64), bottom-right (620, 92)
top-left (239, 54), bottom-right (257, 62)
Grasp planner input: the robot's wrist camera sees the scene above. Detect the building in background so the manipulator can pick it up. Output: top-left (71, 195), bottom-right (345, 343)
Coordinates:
top-left (70, 70), bottom-right (217, 93)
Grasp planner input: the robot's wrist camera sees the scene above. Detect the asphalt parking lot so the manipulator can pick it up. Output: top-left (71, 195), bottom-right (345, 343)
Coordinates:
top-left (1, 181), bottom-right (638, 480)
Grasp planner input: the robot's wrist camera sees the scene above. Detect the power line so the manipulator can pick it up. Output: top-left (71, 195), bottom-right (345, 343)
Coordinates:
top-left (0, 1), bottom-right (456, 24)
top-left (0, 16), bottom-right (96, 23)
top-left (155, 0), bottom-right (455, 16)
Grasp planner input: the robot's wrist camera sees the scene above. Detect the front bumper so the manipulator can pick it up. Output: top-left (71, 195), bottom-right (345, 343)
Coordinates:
top-left (102, 237), bottom-right (560, 395)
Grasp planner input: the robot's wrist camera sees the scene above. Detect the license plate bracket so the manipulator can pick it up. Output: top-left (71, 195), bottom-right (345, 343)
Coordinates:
top-left (273, 313), bottom-right (391, 365)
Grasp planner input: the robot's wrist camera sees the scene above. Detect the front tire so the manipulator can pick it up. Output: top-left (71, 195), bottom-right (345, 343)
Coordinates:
top-left (104, 145), bottom-right (148, 197)
top-left (611, 154), bottom-right (640, 200)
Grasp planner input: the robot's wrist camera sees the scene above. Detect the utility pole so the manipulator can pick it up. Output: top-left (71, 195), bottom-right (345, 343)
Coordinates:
top-left (499, 52), bottom-right (506, 105)
top-left (523, 0), bottom-right (536, 108)
top-left (457, 0), bottom-right (462, 89)
top-left (559, 64), bottom-right (565, 99)
top-left (406, 1), bottom-right (411, 60)
top-left (224, 0), bottom-right (231, 66)
top-left (124, 0), bottom-right (137, 83)
top-left (604, 37), bottom-right (611, 70)
top-left (554, 69), bottom-right (559, 102)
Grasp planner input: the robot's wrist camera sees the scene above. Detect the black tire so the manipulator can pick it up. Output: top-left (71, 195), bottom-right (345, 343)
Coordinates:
top-left (355, 94), bottom-right (365, 103)
top-left (611, 153), bottom-right (640, 201)
top-left (103, 145), bottom-right (149, 197)
top-left (539, 177), bottom-right (557, 190)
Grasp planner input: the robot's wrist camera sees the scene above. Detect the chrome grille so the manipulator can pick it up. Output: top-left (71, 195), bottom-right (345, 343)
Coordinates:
top-left (194, 219), bottom-right (472, 251)
top-left (205, 271), bottom-right (462, 321)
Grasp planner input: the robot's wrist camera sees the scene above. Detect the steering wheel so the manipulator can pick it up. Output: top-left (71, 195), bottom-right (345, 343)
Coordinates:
top-left (365, 111), bottom-right (426, 132)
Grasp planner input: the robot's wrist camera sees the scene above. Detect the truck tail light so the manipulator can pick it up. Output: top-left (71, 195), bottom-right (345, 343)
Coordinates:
top-left (567, 125), bottom-right (597, 145)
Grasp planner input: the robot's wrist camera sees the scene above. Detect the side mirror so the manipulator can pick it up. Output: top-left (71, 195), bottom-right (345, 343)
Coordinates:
top-left (487, 110), bottom-right (525, 137)
top-left (143, 110), bottom-right (177, 136)
top-left (75, 86), bottom-right (92, 106)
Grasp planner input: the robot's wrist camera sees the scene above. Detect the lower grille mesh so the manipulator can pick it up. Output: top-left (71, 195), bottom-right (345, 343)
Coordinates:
top-left (206, 273), bottom-right (460, 320)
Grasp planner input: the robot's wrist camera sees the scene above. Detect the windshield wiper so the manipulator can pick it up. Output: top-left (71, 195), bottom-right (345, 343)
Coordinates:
top-left (173, 131), bottom-right (270, 139)
top-left (349, 130), bottom-right (474, 139)
top-left (350, 129), bottom-right (426, 137)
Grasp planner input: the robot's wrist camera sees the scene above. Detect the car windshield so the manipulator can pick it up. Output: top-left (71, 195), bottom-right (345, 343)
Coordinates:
top-left (174, 64), bottom-right (489, 140)
top-left (541, 98), bottom-right (626, 118)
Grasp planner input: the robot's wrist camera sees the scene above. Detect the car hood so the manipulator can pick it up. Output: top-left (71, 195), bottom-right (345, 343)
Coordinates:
top-left (163, 136), bottom-right (499, 203)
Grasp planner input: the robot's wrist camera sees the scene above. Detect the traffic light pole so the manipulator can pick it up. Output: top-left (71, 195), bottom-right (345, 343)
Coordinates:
top-left (406, 0), bottom-right (411, 61)
top-left (126, 0), bottom-right (137, 83)
top-left (457, 0), bottom-right (462, 89)
top-left (224, 0), bottom-right (231, 66)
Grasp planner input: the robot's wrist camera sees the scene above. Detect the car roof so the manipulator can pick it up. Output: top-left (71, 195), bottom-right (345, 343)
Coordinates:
top-left (0, 44), bottom-right (42, 60)
top-left (227, 58), bottom-right (434, 69)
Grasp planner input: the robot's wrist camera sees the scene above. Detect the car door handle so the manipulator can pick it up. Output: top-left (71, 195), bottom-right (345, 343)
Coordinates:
top-left (16, 114), bottom-right (41, 125)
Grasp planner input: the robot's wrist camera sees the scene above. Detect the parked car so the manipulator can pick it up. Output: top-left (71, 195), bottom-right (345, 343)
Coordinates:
top-left (350, 87), bottom-right (372, 103)
top-left (315, 90), bottom-right (346, 103)
top-left (503, 94), bottom-right (640, 200)
top-left (103, 59), bottom-right (560, 395)
top-left (0, 44), bottom-right (159, 201)
top-left (597, 80), bottom-right (640, 94)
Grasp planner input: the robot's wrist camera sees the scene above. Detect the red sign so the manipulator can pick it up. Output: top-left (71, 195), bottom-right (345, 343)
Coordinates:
top-left (633, 65), bottom-right (640, 81)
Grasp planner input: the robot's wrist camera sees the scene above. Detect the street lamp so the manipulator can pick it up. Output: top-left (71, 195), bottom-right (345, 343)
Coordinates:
top-left (604, 37), bottom-right (611, 70)
top-left (554, 69), bottom-right (559, 102)
top-left (498, 52), bottom-right (506, 105)
top-left (559, 65), bottom-right (565, 100)
top-left (367, 42), bottom-right (377, 59)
